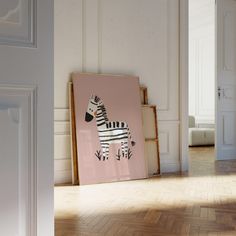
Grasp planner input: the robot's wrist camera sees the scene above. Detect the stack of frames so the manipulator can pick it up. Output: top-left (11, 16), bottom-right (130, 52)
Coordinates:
top-left (69, 82), bottom-right (160, 185)
top-left (140, 86), bottom-right (160, 176)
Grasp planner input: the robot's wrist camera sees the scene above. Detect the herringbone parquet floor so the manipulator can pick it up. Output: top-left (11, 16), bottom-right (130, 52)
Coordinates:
top-left (55, 147), bottom-right (236, 235)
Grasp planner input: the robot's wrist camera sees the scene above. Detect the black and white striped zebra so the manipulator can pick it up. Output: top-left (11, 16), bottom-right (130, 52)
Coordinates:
top-left (85, 95), bottom-right (135, 161)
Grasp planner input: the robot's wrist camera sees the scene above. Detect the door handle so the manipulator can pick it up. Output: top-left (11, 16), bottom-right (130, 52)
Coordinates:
top-left (218, 86), bottom-right (221, 99)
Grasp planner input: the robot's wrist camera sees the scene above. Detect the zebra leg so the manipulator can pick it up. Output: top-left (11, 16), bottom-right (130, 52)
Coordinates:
top-left (116, 149), bottom-right (121, 160)
top-left (105, 145), bottom-right (110, 160)
top-left (102, 147), bottom-right (106, 161)
top-left (101, 143), bottom-right (109, 161)
top-left (121, 142), bottom-right (125, 157)
top-left (123, 139), bottom-right (129, 158)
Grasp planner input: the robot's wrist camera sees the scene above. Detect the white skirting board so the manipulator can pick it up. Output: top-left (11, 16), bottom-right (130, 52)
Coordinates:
top-left (54, 109), bottom-right (72, 184)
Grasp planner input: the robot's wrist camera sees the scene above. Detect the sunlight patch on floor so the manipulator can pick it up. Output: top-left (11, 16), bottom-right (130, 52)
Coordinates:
top-left (55, 174), bottom-right (236, 218)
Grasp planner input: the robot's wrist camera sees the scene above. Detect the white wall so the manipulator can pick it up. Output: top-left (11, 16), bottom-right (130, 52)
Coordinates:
top-left (189, 0), bottom-right (215, 125)
top-left (54, 0), bottom-right (180, 184)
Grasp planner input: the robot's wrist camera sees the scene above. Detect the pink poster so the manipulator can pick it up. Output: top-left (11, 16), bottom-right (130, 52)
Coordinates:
top-left (72, 73), bottom-right (147, 185)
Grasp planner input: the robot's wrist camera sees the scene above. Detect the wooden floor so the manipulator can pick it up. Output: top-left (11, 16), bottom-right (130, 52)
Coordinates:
top-left (55, 147), bottom-right (236, 235)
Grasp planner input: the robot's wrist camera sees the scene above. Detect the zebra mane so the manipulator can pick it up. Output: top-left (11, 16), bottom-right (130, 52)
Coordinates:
top-left (93, 95), bottom-right (100, 103)
top-left (98, 101), bottom-right (109, 122)
top-left (91, 95), bottom-right (108, 122)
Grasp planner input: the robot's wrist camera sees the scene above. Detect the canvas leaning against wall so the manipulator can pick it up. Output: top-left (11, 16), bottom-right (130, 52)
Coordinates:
top-left (72, 73), bottom-right (147, 185)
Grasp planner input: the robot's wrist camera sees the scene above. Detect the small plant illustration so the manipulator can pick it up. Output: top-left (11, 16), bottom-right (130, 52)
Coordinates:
top-left (95, 148), bottom-right (132, 161)
top-left (95, 150), bottom-right (102, 161)
top-left (128, 148), bottom-right (132, 159)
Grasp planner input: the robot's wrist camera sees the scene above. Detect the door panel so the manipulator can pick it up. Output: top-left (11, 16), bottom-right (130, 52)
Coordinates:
top-left (0, 87), bottom-right (37, 235)
top-left (0, 0), bottom-right (53, 235)
top-left (216, 0), bottom-right (236, 160)
top-left (0, 109), bottom-right (19, 236)
top-left (223, 113), bottom-right (236, 145)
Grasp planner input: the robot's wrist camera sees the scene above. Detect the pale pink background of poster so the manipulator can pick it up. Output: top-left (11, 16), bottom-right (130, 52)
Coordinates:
top-left (73, 73), bottom-right (147, 185)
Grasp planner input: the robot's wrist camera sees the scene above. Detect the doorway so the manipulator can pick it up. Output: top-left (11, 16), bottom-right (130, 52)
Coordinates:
top-left (188, 0), bottom-right (216, 173)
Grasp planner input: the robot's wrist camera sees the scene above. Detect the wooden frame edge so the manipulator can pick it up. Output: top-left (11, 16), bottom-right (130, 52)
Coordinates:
top-left (69, 82), bottom-right (80, 185)
top-left (142, 104), bottom-right (161, 175)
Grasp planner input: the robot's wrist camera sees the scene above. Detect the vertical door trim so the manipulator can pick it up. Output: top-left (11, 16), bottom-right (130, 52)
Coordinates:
top-left (179, 0), bottom-right (189, 172)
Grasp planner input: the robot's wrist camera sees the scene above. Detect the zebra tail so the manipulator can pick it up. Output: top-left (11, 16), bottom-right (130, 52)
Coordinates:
top-left (127, 125), bottom-right (136, 146)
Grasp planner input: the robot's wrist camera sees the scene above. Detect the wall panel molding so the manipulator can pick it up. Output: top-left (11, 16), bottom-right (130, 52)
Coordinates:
top-left (54, 0), bottom-right (83, 108)
top-left (159, 131), bottom-right (170, 154)
top-left (54, 121), bottom-right (70, 135)
top-left (54, 107), bottom-right (72, 184)
top-left (159, 121), bottom-right (180, 172)
top-left (82, 0), bottom-right (99, 73)
top-left (158, 0), bottom-right (170, 112)
top-left (85, 0), bottom-right (179, 121)
top-left (54, 108), bottom-right (69, 121)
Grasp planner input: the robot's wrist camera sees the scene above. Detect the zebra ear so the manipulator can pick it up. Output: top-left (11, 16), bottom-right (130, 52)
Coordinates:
top-left (94, 95), bottom-right (100, 103)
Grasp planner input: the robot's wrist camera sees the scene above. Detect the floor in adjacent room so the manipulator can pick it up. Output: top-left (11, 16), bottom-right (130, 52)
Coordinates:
top-left (55, 147), bottom-right (236, 235)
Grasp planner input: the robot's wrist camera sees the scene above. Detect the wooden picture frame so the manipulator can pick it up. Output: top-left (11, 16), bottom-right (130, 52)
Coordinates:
top-left (145, 140), bottom-right (160, 175)
top-left (142, 105), bottom-right (160, 175)
top-left (71, 73), bottom-right (147, 185)
top-left (140, 86), bottom-right (148, 105)
top-left (68, 82), bottom-right (79, 185)
top-left (69, 80), bottom-right (160, 184)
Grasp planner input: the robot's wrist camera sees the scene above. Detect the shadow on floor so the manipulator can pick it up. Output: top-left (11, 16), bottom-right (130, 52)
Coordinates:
top-left (55, 200), bottom-right (236, 236)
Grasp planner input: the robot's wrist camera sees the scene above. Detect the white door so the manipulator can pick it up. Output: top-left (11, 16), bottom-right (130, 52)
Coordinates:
top-left (0, 1), bottom-right (54, 236)
top-left (216, 0), bottom-right (236, 160)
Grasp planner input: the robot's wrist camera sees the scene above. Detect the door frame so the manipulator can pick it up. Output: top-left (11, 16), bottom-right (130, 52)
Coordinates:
top-left (180, 0), bottom-right (217, 171)
top-left (180, 0), bottom-right (189, 172)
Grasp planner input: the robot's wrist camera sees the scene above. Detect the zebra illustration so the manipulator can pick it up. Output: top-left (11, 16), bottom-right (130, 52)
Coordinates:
top-left (85, 95), bottom-right (135, 161)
